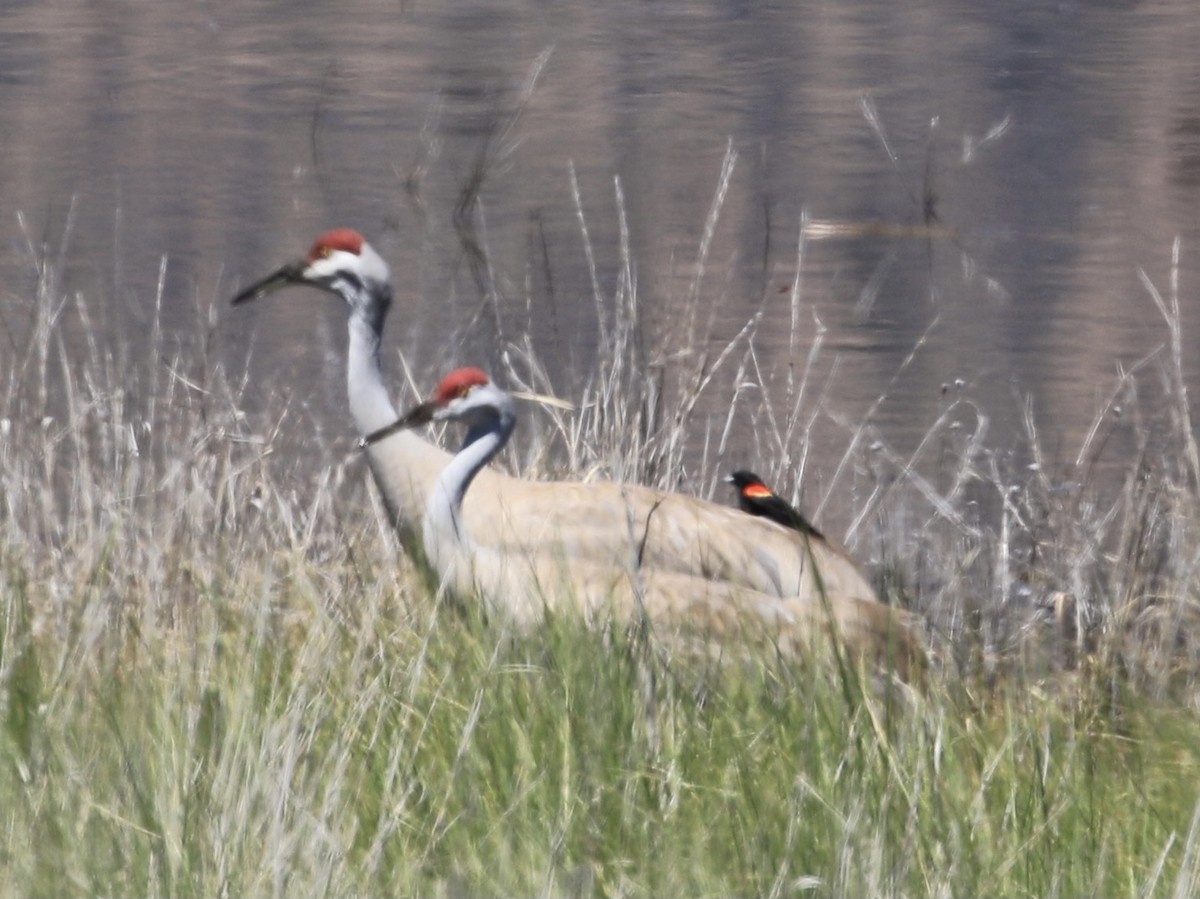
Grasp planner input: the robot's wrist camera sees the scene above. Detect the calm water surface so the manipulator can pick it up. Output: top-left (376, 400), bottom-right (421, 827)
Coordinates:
top-left (2, 0), bottom-right (1198, 505)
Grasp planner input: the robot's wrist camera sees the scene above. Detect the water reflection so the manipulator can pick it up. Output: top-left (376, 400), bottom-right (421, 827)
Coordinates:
top-left (0, 0), bottom-right (1196, 507)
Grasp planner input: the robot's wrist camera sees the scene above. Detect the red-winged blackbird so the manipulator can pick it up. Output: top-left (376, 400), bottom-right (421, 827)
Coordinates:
top-left (723, 470), bottom-right (824, 540)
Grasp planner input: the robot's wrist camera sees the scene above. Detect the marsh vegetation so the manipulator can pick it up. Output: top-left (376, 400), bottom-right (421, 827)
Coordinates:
top-left (2, 203), bottom-right (1200, 896)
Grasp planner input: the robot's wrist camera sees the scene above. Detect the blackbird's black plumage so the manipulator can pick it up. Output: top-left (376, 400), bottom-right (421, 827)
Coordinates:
top-left (723, 470), bottom-right (824, 540)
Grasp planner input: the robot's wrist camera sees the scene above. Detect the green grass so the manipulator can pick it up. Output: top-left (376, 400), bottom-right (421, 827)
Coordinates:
top-left (4, 199), bottom-right (1200, 895)
top-left (3, 550), bottom-right (1200, 897)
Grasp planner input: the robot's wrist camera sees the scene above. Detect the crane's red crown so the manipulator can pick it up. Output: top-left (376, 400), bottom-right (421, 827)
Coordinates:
top-left (306, 228), bottom-right (365, 264)
top-left (433, 367), bottom-right (490, 405)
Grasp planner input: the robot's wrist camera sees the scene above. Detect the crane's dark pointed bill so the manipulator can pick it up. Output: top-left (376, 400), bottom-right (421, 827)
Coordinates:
top-left (230, 262), bottom-right (307, 305)
top-left (359, 401), bottom-right (437, 448)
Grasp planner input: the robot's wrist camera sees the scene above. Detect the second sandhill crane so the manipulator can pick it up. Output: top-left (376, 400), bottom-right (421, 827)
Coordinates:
top-left (385, 367), bottom-right (924, 676)
top-left (231, 228), bottom-right (879, 603)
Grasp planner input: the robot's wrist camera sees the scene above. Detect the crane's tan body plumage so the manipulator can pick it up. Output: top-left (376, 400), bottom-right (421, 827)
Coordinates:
top-left (427, 522), bottom-right (924, 678)
top-left (364, 431), bottom-right (879, 603)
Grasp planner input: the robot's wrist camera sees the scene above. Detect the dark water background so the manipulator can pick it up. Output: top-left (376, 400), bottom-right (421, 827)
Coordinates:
top-left (2, 0), bottom-right (1198, 509)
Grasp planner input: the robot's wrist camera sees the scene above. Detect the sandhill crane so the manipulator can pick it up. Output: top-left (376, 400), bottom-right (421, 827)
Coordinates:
top-left (387, 366), bottom-right (924, 676)
top-left (231, 229), bottom-right (879, 603)
top-left (724, 470), bottom-right (825, 539)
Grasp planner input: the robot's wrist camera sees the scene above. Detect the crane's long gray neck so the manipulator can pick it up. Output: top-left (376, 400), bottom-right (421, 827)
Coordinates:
top-left (427, 406), bottom-right (517, 546)
top-left (341, 278), bottom-right (460, 550)
top-left (345, 284), bottom-right (399, 435)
